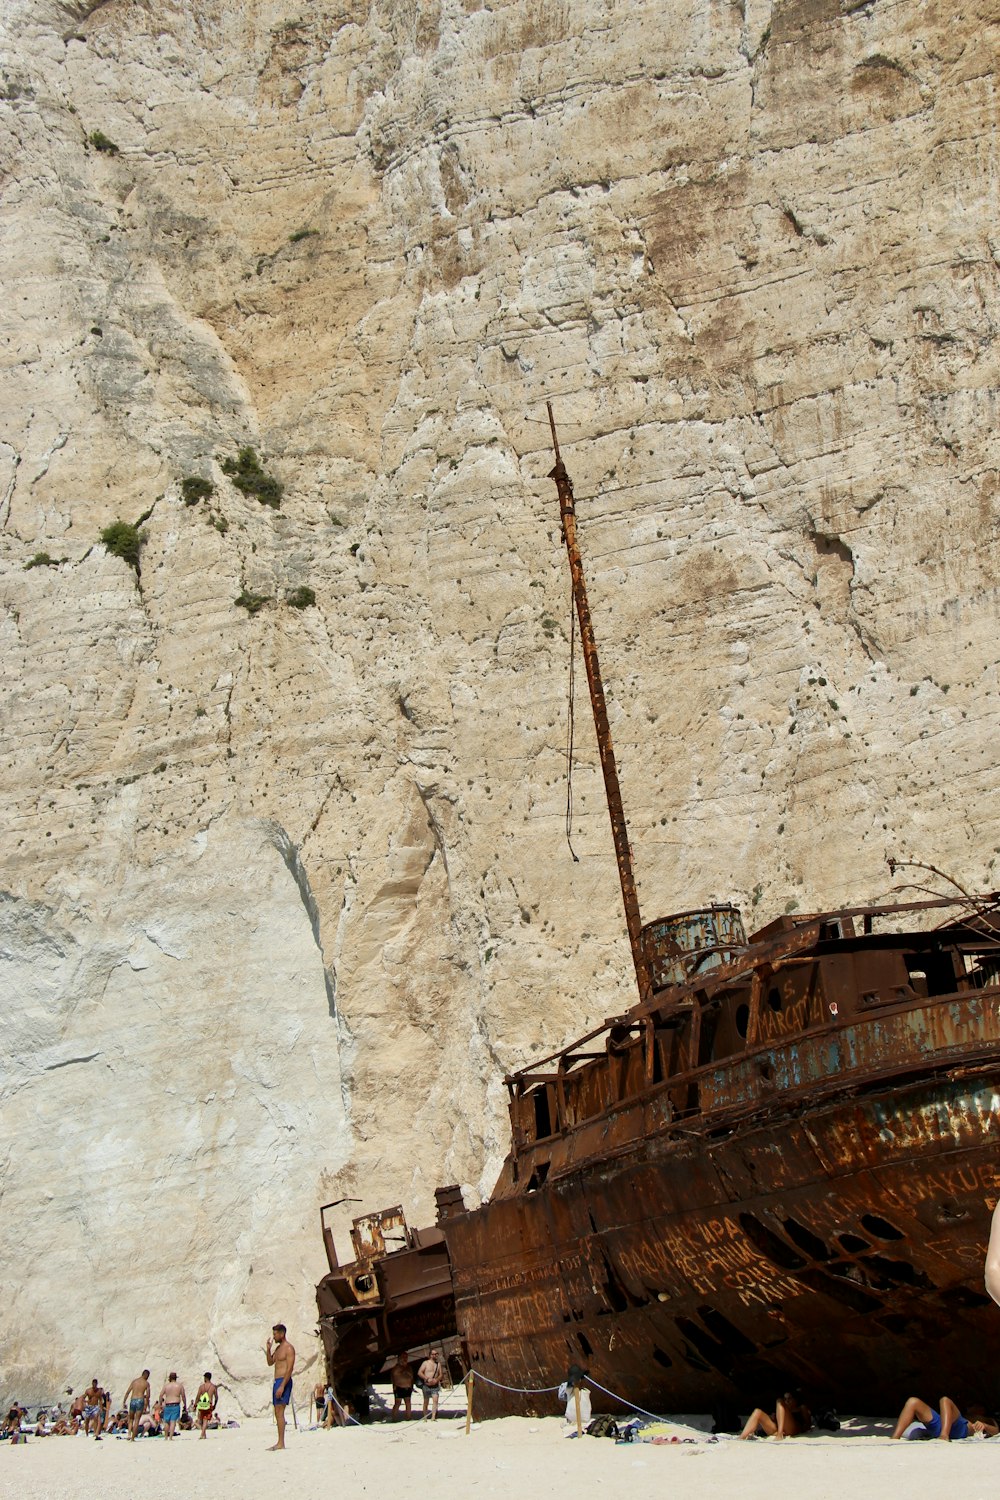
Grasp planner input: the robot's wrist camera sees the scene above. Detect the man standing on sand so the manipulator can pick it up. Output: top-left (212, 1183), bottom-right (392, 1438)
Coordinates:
top-left (81, 1378), bottom-right (104, 1440)
top-left (159, 1372), bottom-right (186, 1440)
top-left (123, 1370), bottom-right (150, 1441)
top-left (265, 1322), bottom-right (296, 1450)
top-left (417, 1348), bottom-right (444, 1421)
top-left (194, 1372), bottom-right (218, 1439)
top-left (390, 1353), bottom-right (415, 1421)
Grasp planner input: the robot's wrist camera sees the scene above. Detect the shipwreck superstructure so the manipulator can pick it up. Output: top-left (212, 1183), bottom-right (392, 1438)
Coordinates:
top-left (317, 409), bottom-right (1000, 1417)
top-left (447, 892), bottom-right (1000, 1414)
top-left (316, 1191), bottom-right (462, 1414)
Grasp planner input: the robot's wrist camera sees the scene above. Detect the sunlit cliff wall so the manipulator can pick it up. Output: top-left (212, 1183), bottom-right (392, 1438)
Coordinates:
top-left (1, 0), bottom-right (999, 1407)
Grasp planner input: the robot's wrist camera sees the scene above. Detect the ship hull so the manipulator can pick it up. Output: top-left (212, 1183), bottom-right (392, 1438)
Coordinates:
top-left (448, 1065), bottom-right (1000, 1416)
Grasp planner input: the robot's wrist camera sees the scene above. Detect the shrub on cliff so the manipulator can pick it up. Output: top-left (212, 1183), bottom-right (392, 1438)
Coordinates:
top-left (100, 521), bottom-right (141, 570)
top-left (235, 589), bottom-right (270, 615)
top-left (287, 585), bottom-right (315, 610)
top-left (181, 475), bottom-right (214, 506)
top-left (220, 447), bottom-right (283, 509)
top-left (88, 130), bottom-right (120, 155)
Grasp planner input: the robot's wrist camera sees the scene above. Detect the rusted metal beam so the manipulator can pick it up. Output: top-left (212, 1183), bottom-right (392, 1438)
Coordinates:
top-left (547, 402), bottom-right (653, 1007)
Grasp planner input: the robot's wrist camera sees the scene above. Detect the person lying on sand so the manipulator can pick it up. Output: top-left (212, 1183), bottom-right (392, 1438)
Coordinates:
top-left (892, 1395), bottom-right (998, 1440)
top-left (740, 1390), bottom-right (812, 1440)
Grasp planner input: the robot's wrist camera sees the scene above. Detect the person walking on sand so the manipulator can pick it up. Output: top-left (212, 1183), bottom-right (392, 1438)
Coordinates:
top-left (81, 1379), bottom-right (104, 1440)
top-left (418, 1348), bottom-right (444, 1421)
top-left (265, 1322), bottom-right (296, 1450)
top-left (312, 1380), bottom-right (327, 1425)
top-left (159, 1372), bottom-right (186, 1440)
top-left (194, 1373), bottom-right (218, 1440)
top-left (123, 1370), bottom-right (150, 1441)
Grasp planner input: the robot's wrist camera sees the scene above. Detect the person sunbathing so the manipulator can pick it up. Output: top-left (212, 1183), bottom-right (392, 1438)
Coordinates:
top-left (740, 1390), bottom-right (812, 1440)
top-left (892, 1395), bottom-right (998, 1440)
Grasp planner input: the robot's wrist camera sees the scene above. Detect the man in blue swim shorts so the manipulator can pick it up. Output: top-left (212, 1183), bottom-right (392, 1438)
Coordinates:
top-left (265, 1323), bottom-right (296, 1450)
top-left (892, 1394), bottom-right (998, 1440)
top-left (158, 1372), bottom-right (186, 1441)
top-left (122, 1369), bottom-right (150, 1442)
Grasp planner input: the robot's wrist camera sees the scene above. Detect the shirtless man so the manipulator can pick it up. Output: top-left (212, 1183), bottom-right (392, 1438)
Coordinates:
top-left (194, 1372), bottom-right (218, 1439)
top-left (158, 1372), bottom-right (186, 1440)
top-left (417, 1349), bottom-right (444, 1422)
top-left (123, 1370), bottom-right (150, 1442)
top-left (82, 1379), bottom-right (104, 1440)
top-left (265, 1323), bottom-right (296, 1450)
top-left (390, 1354), bottom-right (415, 1421)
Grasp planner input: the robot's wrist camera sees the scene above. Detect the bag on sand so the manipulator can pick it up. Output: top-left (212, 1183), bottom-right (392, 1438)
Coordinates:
top-left (587, 1414), bottom-right (619, 1439)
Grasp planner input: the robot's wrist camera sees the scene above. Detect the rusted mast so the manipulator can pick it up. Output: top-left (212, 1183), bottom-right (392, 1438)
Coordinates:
top-left (547, 402), bottom-right (653, 1006)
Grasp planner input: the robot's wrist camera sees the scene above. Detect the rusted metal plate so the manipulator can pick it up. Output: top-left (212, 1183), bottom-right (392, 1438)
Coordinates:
top-left (641, 906), bottom-right (748, 989)
top-left (447, 1065), bottom-right (1000, 1416)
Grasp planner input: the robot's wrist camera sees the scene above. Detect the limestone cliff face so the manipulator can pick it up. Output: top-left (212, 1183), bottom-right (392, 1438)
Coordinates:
top-left (1, 0), bottom-right (999, 1408)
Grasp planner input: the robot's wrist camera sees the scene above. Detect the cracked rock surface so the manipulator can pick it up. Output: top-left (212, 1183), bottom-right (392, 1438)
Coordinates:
top-left (2, 0), bottom-right (1000, 1407)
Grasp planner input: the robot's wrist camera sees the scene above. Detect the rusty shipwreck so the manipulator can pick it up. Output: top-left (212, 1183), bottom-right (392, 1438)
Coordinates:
top-left (317, 407), bottom-right (1000, 1418)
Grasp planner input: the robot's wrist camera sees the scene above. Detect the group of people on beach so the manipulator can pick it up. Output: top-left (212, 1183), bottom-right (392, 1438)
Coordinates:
top-left (386, 1349), bottom-right (446, 1421)
top-left (739, 1389), bottom-right (998, 1442)
top-left (3, 1370), bottom-right (221, 1444)
top-left (308, 1347), bottom-right (447, 1429)
top-left (2, 1321), bottom-right (299, 1452)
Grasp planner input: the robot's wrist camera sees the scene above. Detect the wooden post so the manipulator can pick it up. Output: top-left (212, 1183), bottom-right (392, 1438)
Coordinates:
top-left (465, 1371), bottom-right (474, 1434)
top-left (574, 1385), bottom-right (582, 1436)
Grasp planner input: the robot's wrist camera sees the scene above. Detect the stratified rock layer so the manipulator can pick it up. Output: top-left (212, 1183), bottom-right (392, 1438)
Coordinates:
top-left (1, 0), bottom-right (999, 1407)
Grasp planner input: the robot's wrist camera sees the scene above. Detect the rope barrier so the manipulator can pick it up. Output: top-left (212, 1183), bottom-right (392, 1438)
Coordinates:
top-left (467, 1368), bottom-right (563, 1396)
top-left (466, 1366), bottom-right (671, 1423)
top-left (584, 1377), bottom-right (667, 1424)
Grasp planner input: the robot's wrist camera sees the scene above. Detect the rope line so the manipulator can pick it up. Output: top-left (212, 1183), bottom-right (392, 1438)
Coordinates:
top-left (468, 1368), bottom-right (563, 1395)
top-left (467, 1366), bottom-right (670, 1422)
top-left (584, 1376), bottom-right (667, 1423)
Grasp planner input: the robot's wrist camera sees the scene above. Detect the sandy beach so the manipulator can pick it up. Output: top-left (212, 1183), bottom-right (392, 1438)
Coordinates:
top-left (6, 1402), bottom-right (999, 1500)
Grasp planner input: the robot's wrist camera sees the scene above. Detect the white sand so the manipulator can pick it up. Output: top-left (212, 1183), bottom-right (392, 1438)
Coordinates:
top-left (5, 1403), bottom-right (999, 1500)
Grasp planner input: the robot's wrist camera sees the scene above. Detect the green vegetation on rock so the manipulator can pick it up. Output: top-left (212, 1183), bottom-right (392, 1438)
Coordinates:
top-left (235, 589), bottom-right (270, 615)
top-left (220, 447), bottom-right (283, 509)
top-left (181, 475), bottom-right (214, 506)
top-left (100, 521), bottom-right (141, 570)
